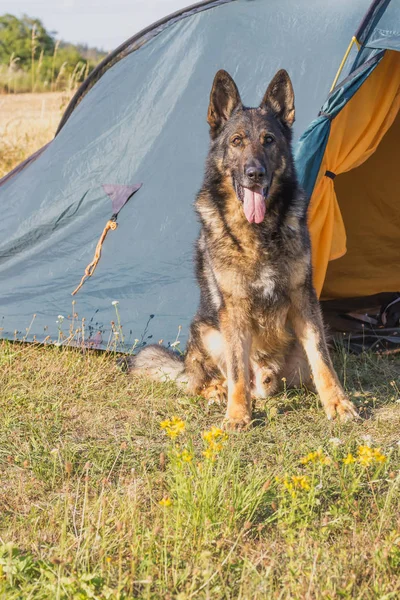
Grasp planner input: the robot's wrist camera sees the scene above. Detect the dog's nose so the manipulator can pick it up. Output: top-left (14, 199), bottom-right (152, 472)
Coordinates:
top-left (245, 164), bottom-right (266, 183)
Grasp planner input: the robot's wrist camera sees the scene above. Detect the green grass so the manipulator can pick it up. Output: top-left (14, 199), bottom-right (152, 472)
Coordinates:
top-left (1, 339), bottom-right (400, 599)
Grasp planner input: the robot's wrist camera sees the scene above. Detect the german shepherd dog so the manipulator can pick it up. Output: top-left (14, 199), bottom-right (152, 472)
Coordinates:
top-left (126, 69), bottom-right (358, 429)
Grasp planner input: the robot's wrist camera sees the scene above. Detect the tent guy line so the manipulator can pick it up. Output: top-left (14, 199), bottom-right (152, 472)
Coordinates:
top-left (71, 184), bottom-right (143, 295)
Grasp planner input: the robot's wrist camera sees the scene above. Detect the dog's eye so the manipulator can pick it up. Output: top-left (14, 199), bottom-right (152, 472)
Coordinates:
top-left (231, 136), bottom-right (242, 146)
top-left (263, 135), bottom-right (274, 145)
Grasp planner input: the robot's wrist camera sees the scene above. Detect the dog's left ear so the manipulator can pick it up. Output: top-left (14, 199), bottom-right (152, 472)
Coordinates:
top-left (207, 70), bottom-right (242, 137)
top-left (260, 70), bottom-right (295, 127)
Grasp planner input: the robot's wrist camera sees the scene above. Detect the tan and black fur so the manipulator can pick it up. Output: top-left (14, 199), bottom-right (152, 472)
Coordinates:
top-left (126, 69), bottom-right (358, 428)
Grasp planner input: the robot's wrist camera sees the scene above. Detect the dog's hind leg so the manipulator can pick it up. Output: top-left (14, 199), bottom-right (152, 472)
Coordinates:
top-left (196, 324), bottom-right (228, 404)
top-left (278, 341), bottom-right (313, 391)
top-left (185, 320), bottom-right (226, 399)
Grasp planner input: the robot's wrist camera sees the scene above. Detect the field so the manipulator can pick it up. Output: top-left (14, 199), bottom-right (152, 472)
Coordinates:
top-left (1, 341), bottom-right (400, 599)
top-left (1, 94), bottom-right (400, 599)
top-left (0, 92), bottom-right (67, 178)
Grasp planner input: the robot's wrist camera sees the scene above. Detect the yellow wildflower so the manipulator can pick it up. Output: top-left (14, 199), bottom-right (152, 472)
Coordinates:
top-left (202, 426), bottom-right (228, 460)
top-left (159, 497), bottom-right (172, 507)
top-left (291, 475), bottom-right (311, 491)
top-left (282, 477), bottom-right (295, 497)
top-left (373, 450), bottom-right (387, 463)
top-left (209, 440), bottom-right (223, 452)
top-left (300, 448), bottom-right (331, 466)
top-left (358, 445), bottom-right (372, 454)
top-left (343, 453), bottom-right (356, 465)
top-left (358, 455), bottom-right (373, 467)
top-left (203, 426), bottom-right (228, 444)
top-left (180, 449), bottom-right (193, 463)
top-left (203, 447), bottom-right (216, 461)
top-left (279, 474), bottom-right (311, 498)
top-left (160, 416), bottom-right (185, 439)
top-left (357, 445), bottom-right (387, 466)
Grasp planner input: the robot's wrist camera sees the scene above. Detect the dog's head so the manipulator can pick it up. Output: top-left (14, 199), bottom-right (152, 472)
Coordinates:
top-left (207, 69), bottom-right (295, 224)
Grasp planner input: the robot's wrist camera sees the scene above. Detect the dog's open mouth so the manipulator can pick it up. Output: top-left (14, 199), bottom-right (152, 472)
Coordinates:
top-left (234, 181), bottom-right (268, 224)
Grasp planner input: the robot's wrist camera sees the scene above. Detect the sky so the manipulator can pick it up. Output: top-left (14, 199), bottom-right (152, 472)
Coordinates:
top-left (3, 0), bottom-right (193, 51)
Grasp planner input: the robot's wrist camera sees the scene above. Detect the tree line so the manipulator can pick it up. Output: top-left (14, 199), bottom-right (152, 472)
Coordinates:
top-left (0, 14), bottom-right (107, 93)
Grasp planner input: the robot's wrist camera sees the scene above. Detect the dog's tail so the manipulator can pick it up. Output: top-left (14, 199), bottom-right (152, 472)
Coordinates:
top-left (119, 345), bottom-right (188, 387)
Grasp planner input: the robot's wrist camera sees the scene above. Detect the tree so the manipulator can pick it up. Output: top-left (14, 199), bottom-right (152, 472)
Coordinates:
top-left (0, 14), bottom-right (54, 67)
top-left (0, 13), bottom-right (106, 92)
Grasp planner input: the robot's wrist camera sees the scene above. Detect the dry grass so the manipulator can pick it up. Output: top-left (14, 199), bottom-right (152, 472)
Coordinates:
top-left (0, 92), bottom-right (69, 178)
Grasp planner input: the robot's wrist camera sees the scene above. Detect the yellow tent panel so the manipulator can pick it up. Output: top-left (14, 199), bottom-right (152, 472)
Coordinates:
top-left (308, 50), bottom-right (400, 298)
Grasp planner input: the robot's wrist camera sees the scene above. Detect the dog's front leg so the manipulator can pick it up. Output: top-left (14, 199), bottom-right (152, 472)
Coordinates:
top-left (219, 306), bottom-right (252, 429)
top-left (289, 285), bottom-right (358, 421)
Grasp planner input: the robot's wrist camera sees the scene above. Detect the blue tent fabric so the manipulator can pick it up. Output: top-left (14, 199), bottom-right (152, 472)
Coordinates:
top-left (294, 52), bottom-right (384, 200)
top-left (349, 0), bottom-right (400, 72)
top-left (0, 0), bottom-right (398, 350)
top-left (356, 0), bottom-right (400, 50)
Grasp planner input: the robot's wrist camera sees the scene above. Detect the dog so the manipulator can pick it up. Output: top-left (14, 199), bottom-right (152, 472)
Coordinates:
top-left (124, 69), bottom-right (358, 429)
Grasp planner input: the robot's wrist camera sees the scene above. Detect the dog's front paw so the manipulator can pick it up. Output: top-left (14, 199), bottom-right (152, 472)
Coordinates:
top-left (223, 408), bottom-right (252, 431)
top-left (325, 391), bottom-right (359, 422)
top-left (335, 395), bottom-right (359, 422)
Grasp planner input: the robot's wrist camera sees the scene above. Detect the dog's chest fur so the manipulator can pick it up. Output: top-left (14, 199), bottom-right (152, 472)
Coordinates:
top-left (195, 189), bottom-right (310, 318)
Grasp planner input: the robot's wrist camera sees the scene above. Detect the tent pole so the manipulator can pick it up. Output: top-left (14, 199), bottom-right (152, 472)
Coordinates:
top-left (330, 36), bottom-right (361, 92)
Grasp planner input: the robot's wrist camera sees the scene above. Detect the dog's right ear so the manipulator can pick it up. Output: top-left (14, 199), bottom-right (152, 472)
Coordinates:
top-left (207, 70), bottom-right (242, 138)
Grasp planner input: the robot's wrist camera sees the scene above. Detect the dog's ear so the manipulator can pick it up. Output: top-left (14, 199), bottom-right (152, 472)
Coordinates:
top-left (260, 70), bottom-right (295, 127)
top-left (207, 70), bottom-right (242, 137)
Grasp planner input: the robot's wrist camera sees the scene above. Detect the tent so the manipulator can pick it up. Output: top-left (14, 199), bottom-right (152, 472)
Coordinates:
top-left (0, 0), bottom-right (399, 352)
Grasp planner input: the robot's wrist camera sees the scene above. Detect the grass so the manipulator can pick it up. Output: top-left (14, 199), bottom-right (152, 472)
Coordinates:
top-left (0, 92), bottom-right (66, 178)
top-left (0, 59), bottom-right (87, 95)
top-left (1, 338), bottom-right (400, 599)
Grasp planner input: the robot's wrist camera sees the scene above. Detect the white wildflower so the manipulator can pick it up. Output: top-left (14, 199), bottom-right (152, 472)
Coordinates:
top-left (329, 437), bottom-right (342, 446)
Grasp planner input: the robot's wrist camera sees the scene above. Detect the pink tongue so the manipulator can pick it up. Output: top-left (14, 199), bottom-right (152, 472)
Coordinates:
top-left (243, 187), bottom-right (266, 224)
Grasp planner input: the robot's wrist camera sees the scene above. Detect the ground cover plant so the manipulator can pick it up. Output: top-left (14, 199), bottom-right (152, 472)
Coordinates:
top-left (1, 336), bottom-right (400, 599)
